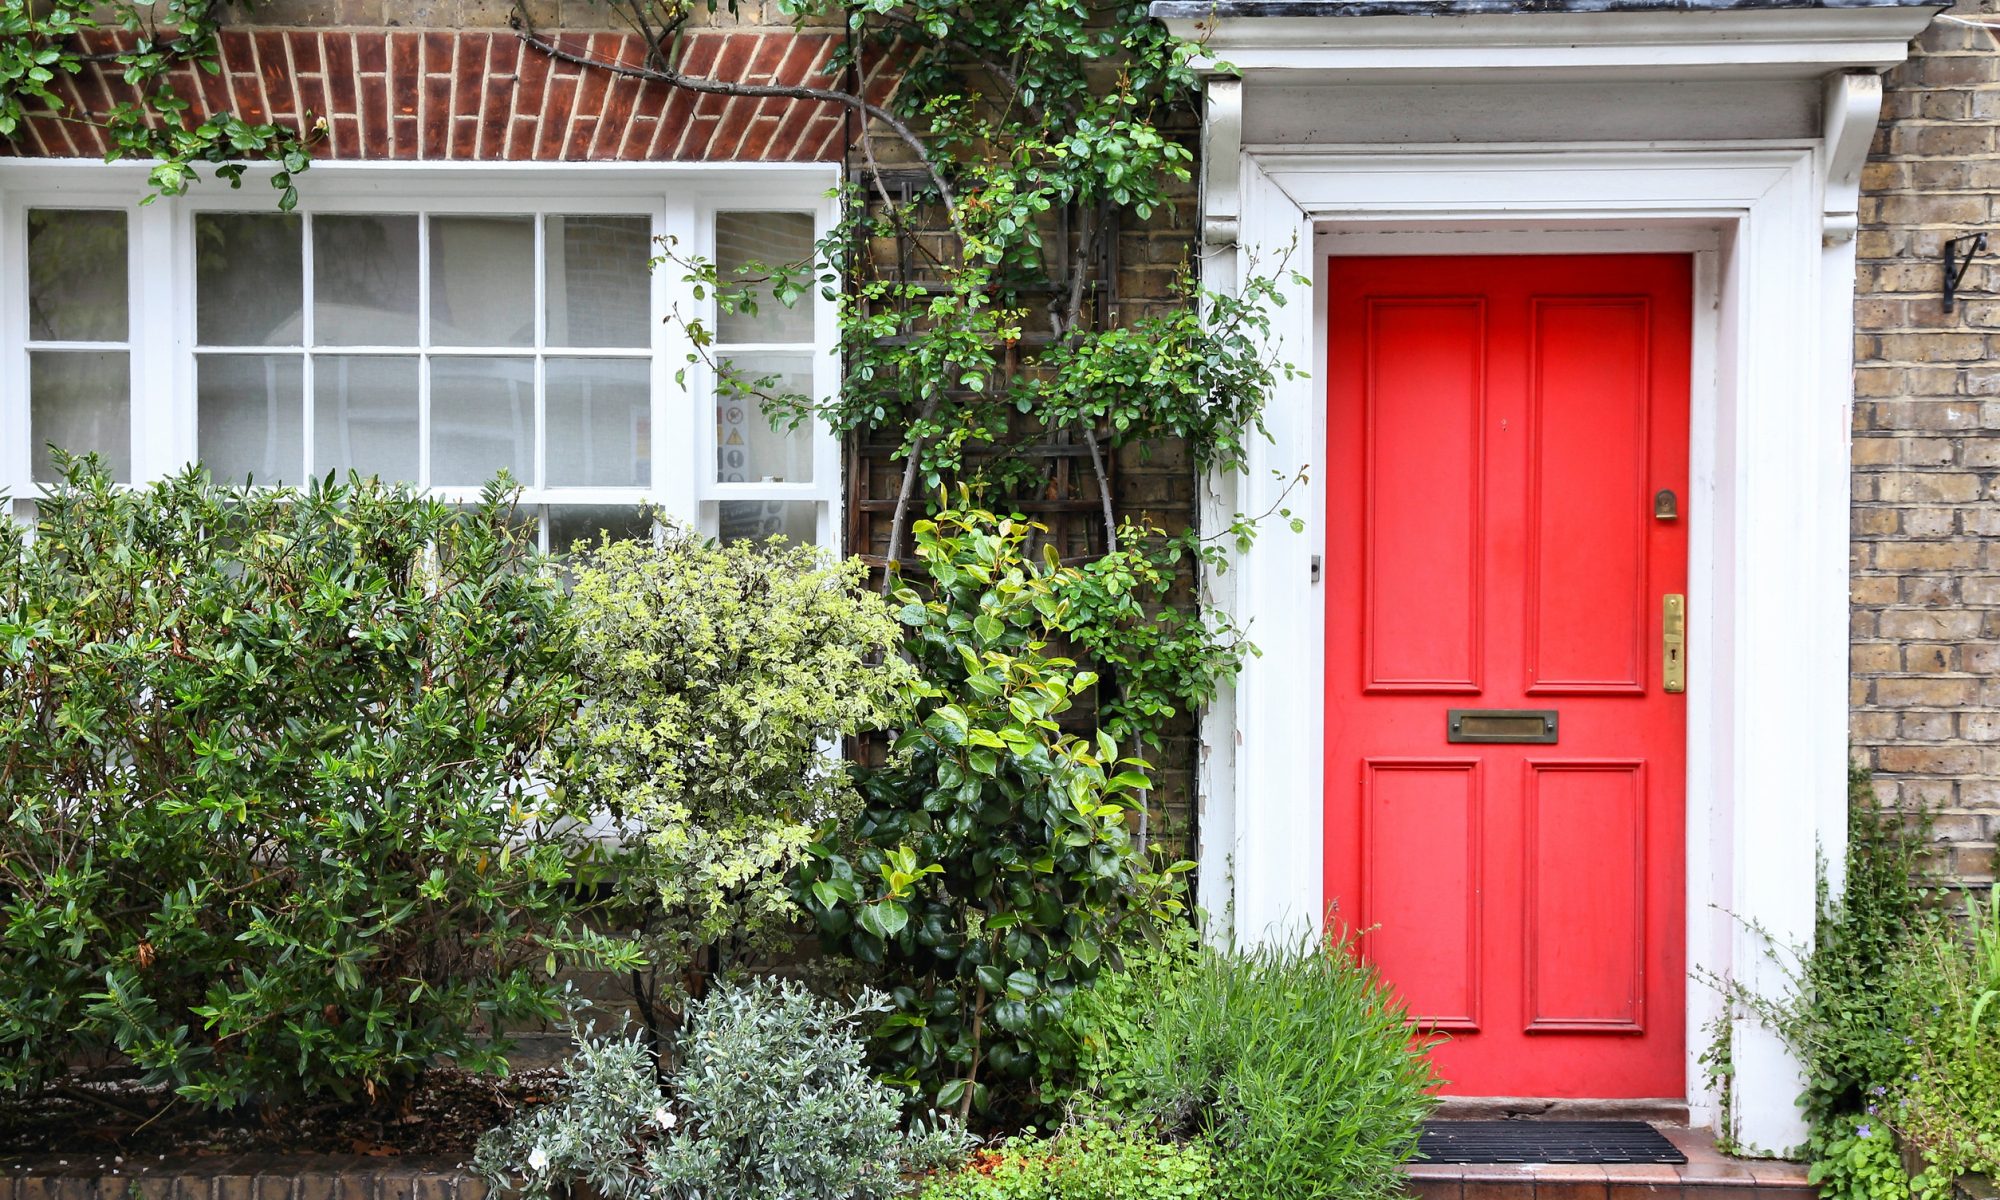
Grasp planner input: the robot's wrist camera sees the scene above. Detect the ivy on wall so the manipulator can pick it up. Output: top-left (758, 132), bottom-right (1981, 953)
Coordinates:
top-left (0, 0), bottom-right (313, 207)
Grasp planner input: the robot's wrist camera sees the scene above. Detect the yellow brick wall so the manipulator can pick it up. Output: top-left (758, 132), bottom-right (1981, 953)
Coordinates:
top-left (1855, 0), bottom-right (2000, 884)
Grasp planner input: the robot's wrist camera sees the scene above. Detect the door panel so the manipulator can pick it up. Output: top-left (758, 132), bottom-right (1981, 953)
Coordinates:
top-left (1325, 254), bottom-right (1690, 1100)
top-left (1362, 758), bottom-right (1484, 1030)
top-left (1364, 299), bottom-right (1485, 692)
top-left (1524, 760), bottom-right (1646, 1032)
top-left (1527, 299), bottom-right (1651, 693)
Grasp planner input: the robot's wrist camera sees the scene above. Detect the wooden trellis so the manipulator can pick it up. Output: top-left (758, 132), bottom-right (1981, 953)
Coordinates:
top-left (840, 169), bottom-right (1124, 572)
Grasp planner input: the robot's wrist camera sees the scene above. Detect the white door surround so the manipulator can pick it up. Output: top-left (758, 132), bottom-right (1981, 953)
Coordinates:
top-left (1161, 0), bottom-right (1938, 1154)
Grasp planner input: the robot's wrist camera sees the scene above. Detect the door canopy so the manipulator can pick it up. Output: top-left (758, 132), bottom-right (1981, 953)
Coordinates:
top-left (1151, 0), bottom-right (1941, 256)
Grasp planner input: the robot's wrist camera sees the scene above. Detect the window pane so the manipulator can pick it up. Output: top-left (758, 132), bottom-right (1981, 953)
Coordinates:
top-left (717, 352), bottom-right (813, 484)
top-left (30, 350), bottom-right (130, 483)
top-left (430, 356), bottom-right (537, 486)
top-left (198, 355), bottom-right (305, 485)
top-left (545, 216), bottom-right (652, 348)
top-left (28, 209), bottom-right (128, 342)
top-left (314, 214), bottom-right (420, 346)
top-left (546, 358), bottom-right (649, 487)
top-left (196, 213), bottom-right (304, 346)
top-left (547, 504), bottom-right (654, 554)
top-left (315, 355), bottom-right (419, 483)
top-left (715, 212), bottom-right (815, 344)
top-left (430, 216), bottom-right (535, 347)
top-left (719, 500), bottom-right (818, 546)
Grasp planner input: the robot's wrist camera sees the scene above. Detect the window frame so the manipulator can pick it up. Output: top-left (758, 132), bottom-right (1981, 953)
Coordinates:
top-left (0, 160), bottom-right (844, 550)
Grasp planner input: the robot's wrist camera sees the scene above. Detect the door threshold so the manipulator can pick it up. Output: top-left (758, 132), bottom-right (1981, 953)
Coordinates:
top-left (1431, 1096), bottom-right (1689, 1125)
top-left (1405, 1126), bottom-right (1812, 1198)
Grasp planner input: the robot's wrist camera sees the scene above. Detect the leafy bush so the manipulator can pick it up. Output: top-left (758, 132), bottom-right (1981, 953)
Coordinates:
top-left (1714, 768), bottom-right (2000, 1195)
top-left (793, 508), bottom-right (1191, 1120)
top-left (471, 1024), bottom-right (668, 1200)
top-left (0, 459), bottom-right (627, 1108)
top-left (558, 526), bottom-right (914, 1008)
top-left (1809, 1113), bottom-right (1941, 1200)
top-left (914, 1123), bottom-right (1215, 1200)
top-left (475, 979), bottom-right (966, 1200)
top-left (1080, 934), bottom-right (1436, 1200)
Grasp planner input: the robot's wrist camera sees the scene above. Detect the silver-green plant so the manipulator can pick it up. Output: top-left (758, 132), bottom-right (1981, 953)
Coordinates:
top-left (470, 1025), bottom-right (668, 1200)
top-left (651, 981), bottom-right (968, 1198)
top-left (475, 980), bottom-right (968, 1200)
top-left (556, 524), bottom-right (916, 1002)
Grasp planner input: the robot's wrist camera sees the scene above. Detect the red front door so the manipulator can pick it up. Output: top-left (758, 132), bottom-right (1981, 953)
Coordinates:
top-left (1324, 254), bottom-right (1690, 1100)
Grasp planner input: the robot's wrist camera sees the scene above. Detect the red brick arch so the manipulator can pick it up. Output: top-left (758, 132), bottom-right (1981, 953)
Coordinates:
top-left (2, 28), bottom-right (901, 163)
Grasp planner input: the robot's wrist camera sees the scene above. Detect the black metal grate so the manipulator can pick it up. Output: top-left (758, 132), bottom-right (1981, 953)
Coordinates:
top-left (1417, 1120), bottom-right (1688, 1165)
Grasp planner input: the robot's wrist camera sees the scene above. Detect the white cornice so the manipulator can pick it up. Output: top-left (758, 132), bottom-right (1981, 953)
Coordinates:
top-left (1162, 5), bottom-right (1939, 77)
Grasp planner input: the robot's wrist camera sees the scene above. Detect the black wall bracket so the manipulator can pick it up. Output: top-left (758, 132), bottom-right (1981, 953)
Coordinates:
top-left (1944, 232), bottom-right (1988, 314)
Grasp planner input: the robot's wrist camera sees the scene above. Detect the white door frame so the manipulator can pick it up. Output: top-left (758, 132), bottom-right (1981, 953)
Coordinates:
top-left (1196, 131), bottom-right (1870, 1150)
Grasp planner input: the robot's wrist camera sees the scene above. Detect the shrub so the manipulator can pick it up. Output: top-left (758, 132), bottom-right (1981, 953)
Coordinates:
top-left (0, 459), bottom-right (628, 1108)
top-left (558, 524), bottom-right (916, 1010)
top-left (914, 1123), bottom-right (1216, 1200)
top-left (470, 1024), bottom-right (667, 1200)
top-left (1085, 934), bottom-right (1436, 1200)
top-left (792, 508), bottom-right (1191, 1121)
top-left (475, 979), bottom-right (966, 1200)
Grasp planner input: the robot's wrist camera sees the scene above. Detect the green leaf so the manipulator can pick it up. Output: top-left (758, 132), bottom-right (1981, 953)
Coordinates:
top-left (857, 901), bottom-right (909, 939)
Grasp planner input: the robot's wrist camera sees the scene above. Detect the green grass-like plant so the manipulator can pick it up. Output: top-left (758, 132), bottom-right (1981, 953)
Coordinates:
top-left (1889, 886), bottom-right (2000, 1190)
top-left (1073, 932), bottom-right (1437, 1200)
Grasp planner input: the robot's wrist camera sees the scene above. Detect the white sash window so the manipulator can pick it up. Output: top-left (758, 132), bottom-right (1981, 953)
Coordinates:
top-left (0, 163), bottom-right (842, 551)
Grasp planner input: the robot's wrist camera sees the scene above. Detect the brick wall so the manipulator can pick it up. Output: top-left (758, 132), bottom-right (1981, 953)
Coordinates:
top-left (0, 1155), bottom-right (482, 1200)
top-left (0, 25), bottom-right (887, 163)
top-left (1855, 0), bottom-right (2000, 887)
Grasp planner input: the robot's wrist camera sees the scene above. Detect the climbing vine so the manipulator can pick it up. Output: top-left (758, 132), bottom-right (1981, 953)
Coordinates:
top-left (607, 0), bottom-right (1305, 559)
top-left (594, 0), bottom-right (1307, 752)
top-left (0, 0), bottom-right (314, 207)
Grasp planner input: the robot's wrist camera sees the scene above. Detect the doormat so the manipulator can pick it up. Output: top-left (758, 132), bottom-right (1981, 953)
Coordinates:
top-left (1416, 1120), bottom-right (1688, 1164)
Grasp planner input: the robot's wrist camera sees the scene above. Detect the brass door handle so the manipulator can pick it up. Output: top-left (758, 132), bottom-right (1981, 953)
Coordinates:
top-left (1663, 594), bottom-right (1686, 694)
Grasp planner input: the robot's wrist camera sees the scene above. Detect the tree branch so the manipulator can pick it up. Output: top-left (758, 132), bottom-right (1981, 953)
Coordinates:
top-left (1054, 204), bottom-right (1117, 553)
top-left (511, 13), bottom-right (959, 222)
top-left (1083, 425), bottom-right (1117, 555)
top-left (958, 982), bottom-right (986, 1123)
top-left (853, 34), bottom-right (921, 251)
top-left (881, 394), bottom-right (941, 592)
